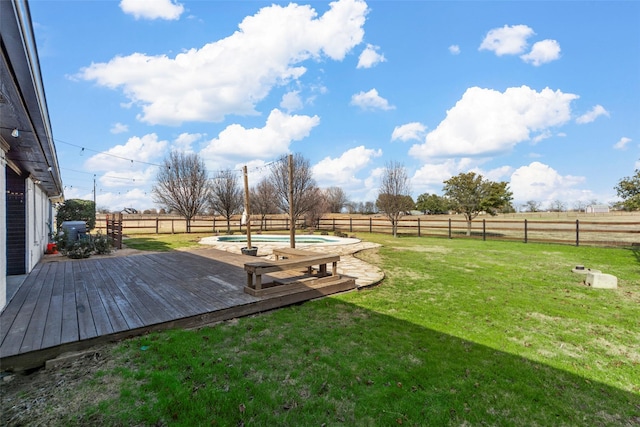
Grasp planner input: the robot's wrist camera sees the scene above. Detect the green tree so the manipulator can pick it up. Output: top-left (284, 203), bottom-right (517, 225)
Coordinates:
top-left (615, 169), bottom-right (640, 211)
top-left (376, 161), bottom-right (413, 237)
top-left (443, 172), bottom-right (513, 236)
top-left (56, 199), bottom-right (96, 230)
top-left (415, 193), bottom-right (450, 214)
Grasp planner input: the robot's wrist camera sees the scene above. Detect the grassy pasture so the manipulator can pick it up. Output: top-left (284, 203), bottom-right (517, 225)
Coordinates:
top-left (42, 233), bottom-right (639, 426)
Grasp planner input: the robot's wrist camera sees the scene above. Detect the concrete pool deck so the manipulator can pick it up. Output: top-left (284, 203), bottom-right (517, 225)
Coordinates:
top-left (199, 235), bottom-right (384, 288)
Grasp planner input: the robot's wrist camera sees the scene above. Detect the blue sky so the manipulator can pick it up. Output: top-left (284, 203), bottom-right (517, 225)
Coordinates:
top-left (30, 0), bottom-right (640, 212)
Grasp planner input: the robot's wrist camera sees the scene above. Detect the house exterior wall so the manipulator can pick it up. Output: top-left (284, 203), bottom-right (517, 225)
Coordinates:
top-left (1, 146), bottom-right (7, 310)
top-left (26, 177), bottom-right (51, 272)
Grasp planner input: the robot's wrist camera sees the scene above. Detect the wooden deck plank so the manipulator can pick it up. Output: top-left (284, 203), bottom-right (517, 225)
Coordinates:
top-left (73, 261), bottom-right (98, 340)
top-left (137, 252), bottom-right (249, 309)
top-left (60, 262), bottom-right (79, 345)
top-left (99, 257), bottom-right (165, 326)
top-left (19, 263), bottom-right (56, 353)
top-left (121, 254), bottom-right (212, 316)
top-left (93, 259), bottom-right (145, 330)
top-left (78, 261), bottom-right (116, 336)
top-left (81, 259), bottom-right (130, 333)
top-left (0, 264), bottom-right (49, 358)
top-left (41, 262), bottom-right (66, 349)
top-left (110, 256), bottom-right (183, 323)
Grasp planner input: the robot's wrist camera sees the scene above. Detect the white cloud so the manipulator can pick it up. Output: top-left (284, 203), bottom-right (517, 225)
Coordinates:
top-left (520, 39), bottom-right (561, 66)
top-left (613, 137), bottom-right (632, 150)
top-left (350, 88), bottom-right (395, 111)
top-left (172, 132), bottom-right (204, 153)
top-left (280, 91), bottom-right (304, 112)
top-left (110, 122), bottom-right (129, 134)
top-left (312, 145), bottom-right (382, 186)
top-left (97, 188), bottom-right (156, 212)
top-left (119, 0), bottom-right (184, 20)
top-left (84, 133), bottom-right (168, 171)
top-left (391, 122), bottom-right (426, 142)
top-left (412, 159), bottom-right (470, 189)
top-left (409, 86), bottom-right (578, 159)
top-left (79, 0), bottom-right (368, 125)
top-left (99, 168), bottom-right (156, 189)
top-left (357, 44), bottom-right (386, 68)
top-left (200, 109), bottom-right (320, 162)
top-left (576, 104), bottom-right (610, 124)
top-left (509, 162), bottom-right (587, 206)
top-left (449, 45), bottom-right (460, 55)
top-left (479, 24), bottom-right (534, 56)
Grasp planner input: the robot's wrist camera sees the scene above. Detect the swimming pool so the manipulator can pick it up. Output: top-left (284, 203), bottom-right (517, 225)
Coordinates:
top-left (216, 235), bottom-right (341, 244)
top-left (200, 234), bottom-right (360, 246)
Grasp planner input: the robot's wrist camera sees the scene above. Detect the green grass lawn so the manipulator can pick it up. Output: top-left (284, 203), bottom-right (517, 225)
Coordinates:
top-left (67, 235), bottom-right (639, 426)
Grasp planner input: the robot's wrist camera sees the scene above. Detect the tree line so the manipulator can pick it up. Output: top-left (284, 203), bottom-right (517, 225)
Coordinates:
top-left (66, 154), bottom-right (639, 237)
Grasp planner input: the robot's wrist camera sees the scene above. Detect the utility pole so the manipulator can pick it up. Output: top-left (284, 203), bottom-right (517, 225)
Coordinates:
top-left (93, 174), bottom-right (96, 221)
top-left (289, 154), bottom-right (295, 249)
top-left (243, 165), bottom-right (252, 250)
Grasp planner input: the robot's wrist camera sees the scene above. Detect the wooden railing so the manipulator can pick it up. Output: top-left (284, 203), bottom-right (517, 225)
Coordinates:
top-left (94, 213), bottom-right (640, 247)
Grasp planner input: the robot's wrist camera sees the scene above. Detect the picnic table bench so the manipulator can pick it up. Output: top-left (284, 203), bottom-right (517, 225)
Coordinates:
top-left (272, 247), bottom-right (318, 260)
top-left (244, 253), bottom-right (340, 290)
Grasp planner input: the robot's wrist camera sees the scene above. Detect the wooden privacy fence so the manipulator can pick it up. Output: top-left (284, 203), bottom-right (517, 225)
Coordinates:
top-left (105, 213), bottom-right (123, 249)
top-left (95, 214), bottom-right (640, 247)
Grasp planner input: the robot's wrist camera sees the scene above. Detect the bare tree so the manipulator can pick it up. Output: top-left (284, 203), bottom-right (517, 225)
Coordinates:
top-left (376, 161), bottom-right (413, 237)
top-left (305, 187), bottom-right (329, 229)
top-left (152, 151), bottom-right (210, 233)
top-left (269, 153), bottom-right (318, 224)
top-left (209, 169), bottom-right (243, 233)
top-left (549, 199), bottom-right (566, 212)
top-left (324, 187), bottom-right (349, 213)
top-left (524, 200), bottom-right (542, 212)
top-left (250, 178), bottom-right (278, 230)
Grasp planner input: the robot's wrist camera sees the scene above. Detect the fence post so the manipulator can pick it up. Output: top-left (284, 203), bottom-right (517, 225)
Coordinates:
top-left (448, 218), bottom-right (452, 239)
top-left (350, 217), bottom-right (353, 233)
top-left (369, 217), bottom-right (372, 233)
top-left (524, 219), bottom-right (528, 243)
top-left (418, 218), bottom-right (421, 237)
top-left (483, 219), bottom-right (486, 241)
top-left (171, 219), bottom-right (175, 234)
top-left (576, 219), bottom-right (580, 246)
top-left (155, 217), bottom-right (159, 234)
top-left (332, 218), bottom-right (335, 232)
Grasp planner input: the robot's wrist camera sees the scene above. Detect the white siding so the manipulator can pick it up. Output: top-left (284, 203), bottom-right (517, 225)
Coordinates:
top-left (26, 177), bottom-right (51, 273)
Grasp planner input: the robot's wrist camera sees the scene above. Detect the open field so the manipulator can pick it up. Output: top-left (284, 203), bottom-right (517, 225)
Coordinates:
top-left (2, 234), bottom-right (638, 425)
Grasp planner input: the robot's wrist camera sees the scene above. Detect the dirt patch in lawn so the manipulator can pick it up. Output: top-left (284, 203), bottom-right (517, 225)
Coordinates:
top-left (1, 345), bottom-right (125, 426)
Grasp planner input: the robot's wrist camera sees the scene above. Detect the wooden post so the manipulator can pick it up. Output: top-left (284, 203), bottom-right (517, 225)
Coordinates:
top-left (243, 165), bottom-right (252, 250)
top-left (576, 219), bottom-right (580, 247)
top-left (369, 217), bottom-right (372, 233)
top-left (418, 218), bottom-right (421, 237)
top-left (289, 154), bottom-right (295, 249)
top-left (448, 218), bottom-right (452, 239)
top-left (524, 219), bottom-right (528, 243)
top-left (482, 219), bottom-right (486, 241)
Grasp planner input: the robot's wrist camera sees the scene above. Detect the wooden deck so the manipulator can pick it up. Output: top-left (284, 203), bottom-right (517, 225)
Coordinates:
top-left (0, 248), bottom-right (356, 371)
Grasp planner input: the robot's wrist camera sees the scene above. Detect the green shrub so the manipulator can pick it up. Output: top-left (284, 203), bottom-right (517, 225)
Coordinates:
top-left (66, 239), bottom-right (93, 259)
top-left (93, 232), bottom-right (113, 255)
